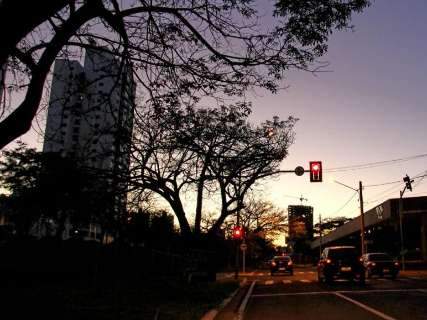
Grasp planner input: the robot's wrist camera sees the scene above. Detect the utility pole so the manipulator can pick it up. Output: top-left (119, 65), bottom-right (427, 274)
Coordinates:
top-left (334, 180), bottom-right (365, 256)
top-left (359, 181), bottom-right (366, 255)
top-left (319, 214), bottom-right (323, 257)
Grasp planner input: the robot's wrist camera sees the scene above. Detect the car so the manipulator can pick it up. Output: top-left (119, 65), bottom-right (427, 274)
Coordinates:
top-left (270, 255), bottom-right (293, 275)
top-left (317, 246), bottom-right (365, 284)
top-left (361, 252), bottom-right (399, 279)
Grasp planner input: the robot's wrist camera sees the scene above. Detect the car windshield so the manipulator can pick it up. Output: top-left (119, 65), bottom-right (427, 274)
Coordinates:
top-left (328, 248), bottom-right (357, 260)
top-left (369, 254), bottom-right (392, 261)
top-left (274, 256), bottom-right (290, 261)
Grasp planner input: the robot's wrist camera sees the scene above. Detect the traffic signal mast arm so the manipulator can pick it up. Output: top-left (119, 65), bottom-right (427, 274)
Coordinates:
top-left (276, 161), bottom-right (323, 182)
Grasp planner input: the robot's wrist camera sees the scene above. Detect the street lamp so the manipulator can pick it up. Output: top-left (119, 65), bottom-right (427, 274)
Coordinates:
top-left (334, 180), bottom-right (366, 256)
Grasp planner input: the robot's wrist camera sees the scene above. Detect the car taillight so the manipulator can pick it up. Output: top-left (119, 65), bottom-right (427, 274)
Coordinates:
top-left (394, 262), bottom-right (399, 266)
top-left (370, 262), bottom-right (376, 266)
top-left (271, 261), bottom-right (276, 267)
top-left (359, 257), bottom-right (363, 262)
top-left (288, 261), bottom-right (293, 266)
top-left (326, 259), bottom-right (332, 264)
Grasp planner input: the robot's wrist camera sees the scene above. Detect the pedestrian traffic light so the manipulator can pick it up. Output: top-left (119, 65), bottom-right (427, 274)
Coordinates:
top-left (309, 161), bottom-right (322, 182)
top-left (232, 226), bottom-right (244, 240)
top-left (403, 174), bottom-right (413, 192)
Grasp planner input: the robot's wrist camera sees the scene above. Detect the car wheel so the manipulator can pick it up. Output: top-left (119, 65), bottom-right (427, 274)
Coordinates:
top-left (317, 272), bottom-right (324, 283)
top-left (359, 273), bottom-right (366, 285)
top-left (270, 271), bottom-right (274, 276)
top-left (290, 270), bottom-right (294, 276)
top-left (325, 275), bottom-right (333, 284)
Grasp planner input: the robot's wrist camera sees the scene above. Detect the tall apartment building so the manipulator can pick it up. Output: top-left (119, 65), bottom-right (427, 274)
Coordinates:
top-left (44, 48), bottom-right (135, 172)
top-left (288, 205), bottom-right (314, 240)
top-left (43, 48), bottom-right (135, 234)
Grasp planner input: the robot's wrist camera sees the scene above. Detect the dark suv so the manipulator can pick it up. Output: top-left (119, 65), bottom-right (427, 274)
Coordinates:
top-left (317, 246), bottom-right (365, 284)
top-left (361, 253), bottom-right (399, 279)
top-left (270, 255), bottom-right (293, 276)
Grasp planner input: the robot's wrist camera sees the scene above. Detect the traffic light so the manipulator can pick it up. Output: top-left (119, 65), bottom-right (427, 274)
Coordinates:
top-left (403, 174), bottom-right (413, 192)
top-left (232, 226), bottom-right (244, 240)
top-left (309, 161), bottom-right (322, 182)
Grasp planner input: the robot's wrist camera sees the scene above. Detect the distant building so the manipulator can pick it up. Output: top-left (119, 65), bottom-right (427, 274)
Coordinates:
top-left (288, 205), bottom-right (314, 240)
top-left (42, 48), bottom-right (136, 240)
top-left (287, 205), bottom-right (314, 255)
top-left (311, 196), bottom-right (427, 262)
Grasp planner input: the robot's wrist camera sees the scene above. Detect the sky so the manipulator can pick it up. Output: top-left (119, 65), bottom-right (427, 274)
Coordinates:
top-left (9, 0), bottom-right (427, 241)
top-left (247, 0), bottom-right (427, 228)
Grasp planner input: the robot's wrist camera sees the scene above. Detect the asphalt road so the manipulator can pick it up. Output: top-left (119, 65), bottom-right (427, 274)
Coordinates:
top-left (234, 266), bottom-right (427, 320)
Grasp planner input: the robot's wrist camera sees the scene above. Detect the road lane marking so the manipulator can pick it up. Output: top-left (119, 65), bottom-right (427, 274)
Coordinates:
top-left (265, 280), bottom-right (274, 285)
top-left (257, 272), bottom-right (265, 276)
top-left (238, 280), bottom-right (256, 320)
top-left (299, 279), bottom-right (311, 283)
top-left (251, 288), bottom-right (427, 298)
top-left (252, 291), bottom-right (328, 298)
top-left (282, 280), bottom-right (292, 284)
top-left (334, 292), bottom-right (397, 320)
top-left (297, 271), bottom-right (305, 274)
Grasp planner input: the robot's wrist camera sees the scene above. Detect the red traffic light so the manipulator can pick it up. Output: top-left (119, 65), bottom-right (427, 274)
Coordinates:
top-left (232, 226), bottom-right (244, 240)
top-left (309, 161), bottom-right (322, 182)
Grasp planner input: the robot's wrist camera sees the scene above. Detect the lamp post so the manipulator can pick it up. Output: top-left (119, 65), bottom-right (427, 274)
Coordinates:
top-left (334, 180), bottom-right (366, 255)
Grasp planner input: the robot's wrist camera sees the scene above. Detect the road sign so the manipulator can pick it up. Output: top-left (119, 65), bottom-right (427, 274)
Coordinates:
top-left (240, 243), bottom-right (247, 251)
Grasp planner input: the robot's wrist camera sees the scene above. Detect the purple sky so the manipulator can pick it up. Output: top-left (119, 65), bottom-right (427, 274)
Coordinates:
top-left (14, 0), bottom-right (427, 237)
top-left (249, 0), bottom-right (427, 229)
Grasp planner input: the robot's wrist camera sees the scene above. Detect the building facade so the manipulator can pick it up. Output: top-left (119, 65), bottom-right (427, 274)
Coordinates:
top-left (287, 205), bottom-right (314, 254)
top-left (311, 196), bottom-right (427, 262)
top-left (43, 48), bottom-right (136, 238)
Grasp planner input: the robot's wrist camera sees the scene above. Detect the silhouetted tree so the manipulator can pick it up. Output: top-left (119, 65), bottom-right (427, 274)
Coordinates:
top-left (0, 0), bottom-right (370, 149)
top-left (313, 216), bottom-right (352, 237)
top-left (240, 197), bottom-right (288, 240)
top-left (130, 103), bottom-right (296, 237)
top-left (0, 142), bottom-right (113, 238)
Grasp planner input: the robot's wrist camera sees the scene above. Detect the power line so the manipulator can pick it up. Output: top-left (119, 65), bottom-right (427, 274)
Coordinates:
top-left (365, 170), bottom-right (427, 204)
top-left (325, 153), bottom-right (427, 173)
top-left (364, 180), bottom-right (401, 188)
top-left (332, 191), bottom-right (358, 215)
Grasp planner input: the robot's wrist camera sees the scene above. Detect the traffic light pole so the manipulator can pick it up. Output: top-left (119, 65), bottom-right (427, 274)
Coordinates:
top-left (359, 181), bottom-right (366, 256)
top-left (399, 187), bottom-right (407, 271)
top-left (399, 175), bottom-right (413, 271)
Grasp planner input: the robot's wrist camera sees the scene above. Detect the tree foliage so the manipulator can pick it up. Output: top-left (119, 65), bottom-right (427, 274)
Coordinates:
top-left (0, 0), bottom-right (370, 149)
top-left (240, 197), bottom-right (288, 240)
top-left (129, 103), bottom-right (296, 236)
top-left (0, 142), bottom-right (116, 238)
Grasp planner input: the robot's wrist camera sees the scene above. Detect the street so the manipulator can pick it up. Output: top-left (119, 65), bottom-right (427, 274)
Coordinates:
top-left (216, 266), bottom-right (427, 320)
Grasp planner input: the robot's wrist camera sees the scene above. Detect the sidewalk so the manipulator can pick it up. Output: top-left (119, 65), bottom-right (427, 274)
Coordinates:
top-left (400, 269), bottom-right (427, 278)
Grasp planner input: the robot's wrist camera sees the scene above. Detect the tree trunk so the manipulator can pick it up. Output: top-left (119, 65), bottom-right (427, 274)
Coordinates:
top-left (169, 199), bottom-right (192, 237)
top-left (194, 163), bottom-right (208, 234)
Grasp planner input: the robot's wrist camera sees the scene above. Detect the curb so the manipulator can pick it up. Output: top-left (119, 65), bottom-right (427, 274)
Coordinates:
top-left (200, 287), bottom-right (240, 320)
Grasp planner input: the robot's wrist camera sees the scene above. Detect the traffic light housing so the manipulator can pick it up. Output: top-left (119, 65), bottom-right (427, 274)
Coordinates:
top-left (309, 161), bottom-right (322, 182)
top-left (232, 226), bottom-right (244, 240)
top-left (403, 174), bottom-right (413, 192)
